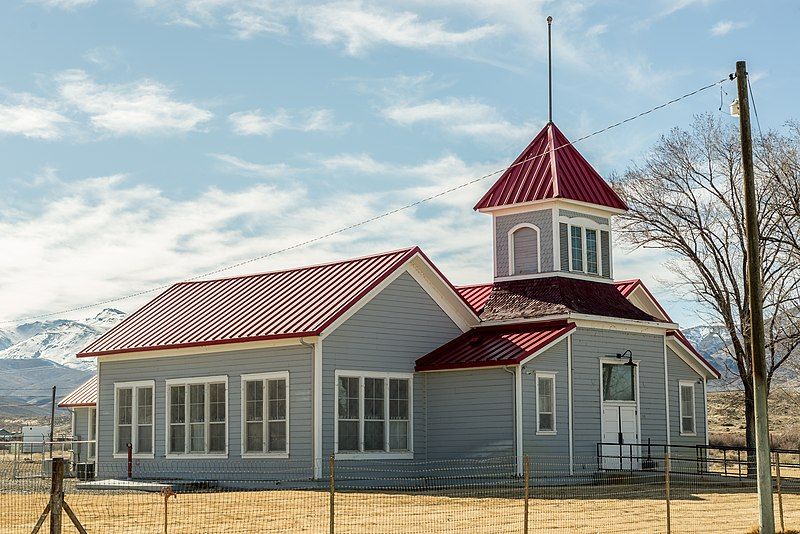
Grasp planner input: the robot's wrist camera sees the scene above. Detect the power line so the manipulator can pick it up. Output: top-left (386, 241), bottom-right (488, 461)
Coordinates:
top-left (1, 75), bottom-right (731, 326)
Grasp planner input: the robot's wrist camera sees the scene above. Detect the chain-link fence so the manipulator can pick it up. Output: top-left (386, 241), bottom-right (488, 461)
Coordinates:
top-left (1, 447), bottom-right (798, 533)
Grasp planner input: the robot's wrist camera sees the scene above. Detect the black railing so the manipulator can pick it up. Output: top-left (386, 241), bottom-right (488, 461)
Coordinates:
top-left (596, 440), bottom-right (800, 479)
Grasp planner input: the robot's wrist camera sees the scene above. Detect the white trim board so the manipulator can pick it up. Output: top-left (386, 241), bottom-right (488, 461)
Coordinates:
top-left (95, 337), bottom-right (316, 362)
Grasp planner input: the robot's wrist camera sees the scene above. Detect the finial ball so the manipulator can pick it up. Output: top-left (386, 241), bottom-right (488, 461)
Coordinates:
top-left (547, 15), bottom-right (553, 24)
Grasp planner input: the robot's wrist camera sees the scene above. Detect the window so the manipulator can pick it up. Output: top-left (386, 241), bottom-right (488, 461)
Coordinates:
top-left (167, 376), bottom-right (228, 457)
top-left (114, 381), bottom-right (154, 457)
top-left (88, 407), bottom-right (96, 460)
top-left (679, 381), bottom-right (696, 435)
top-left (586, 229), bottom-right (598, 274)
top-left (564, 220), bottom-right (605, 276)
top-left (335, 372), bottom-right (412, 458)
top-left (242, 372), bottom-right (289, 456)
top-left (536, 373), bottom-right (556, 434)
top-left (602, 363), bottom-right (636, 402)
top-left (570, 226), bottom-right (583, 271)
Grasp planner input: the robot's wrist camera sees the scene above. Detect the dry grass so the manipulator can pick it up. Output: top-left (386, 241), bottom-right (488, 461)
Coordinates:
top-left (708, 389), bottom-right (800, 449)
top-left (1, 486), bottom-right (798, 533)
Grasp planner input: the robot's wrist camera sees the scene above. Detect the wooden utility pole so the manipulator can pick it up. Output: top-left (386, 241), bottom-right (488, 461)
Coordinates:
top-left (49, 386), bottom-right (56, 457)
top-left (735, 59), bottom-right (775, 534)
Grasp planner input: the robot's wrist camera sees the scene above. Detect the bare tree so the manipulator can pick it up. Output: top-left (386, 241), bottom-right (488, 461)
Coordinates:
top-left (612, 114), bottom-right (800, 466)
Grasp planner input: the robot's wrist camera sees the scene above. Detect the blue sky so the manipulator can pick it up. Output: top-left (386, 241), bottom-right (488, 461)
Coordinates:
top-left (1, 0), bottom-right (797, 327)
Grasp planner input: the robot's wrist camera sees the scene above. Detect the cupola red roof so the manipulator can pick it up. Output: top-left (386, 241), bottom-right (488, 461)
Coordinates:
top-left (474, 122), bottom-right (628, 211)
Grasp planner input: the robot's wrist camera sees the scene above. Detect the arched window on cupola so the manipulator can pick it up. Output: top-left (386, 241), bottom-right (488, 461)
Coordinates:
top-left (507, 224), bottom-right (541, 276)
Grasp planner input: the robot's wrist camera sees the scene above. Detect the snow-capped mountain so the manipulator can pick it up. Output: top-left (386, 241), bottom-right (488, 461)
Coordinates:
top-left (0, 309), bottom-right (125, 371)
top-left (0, 309), bottom-right (126, 421)
top-left (682, 324), bottom-right (739, 385)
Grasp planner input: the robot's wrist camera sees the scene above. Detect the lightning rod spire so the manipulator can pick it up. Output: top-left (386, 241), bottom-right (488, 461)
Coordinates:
top-left (547, 15), bottom-right (553, 123)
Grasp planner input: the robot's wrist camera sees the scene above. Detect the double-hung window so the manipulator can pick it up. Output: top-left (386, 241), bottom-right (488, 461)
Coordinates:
top-left (114, 381), bottom-right (154, 457)
top-left (335, 372), bottom-right (412, 458)
top-left (167, 376), bottom-right (228, 457)
top-left (566, 222), bottom-right (604, 276)
top-left (679, 381), bottom-right (696, 435)
top-left (242, 372), bottom-right (289, 456)
top-left (535, 372), bottom-right (556, 434)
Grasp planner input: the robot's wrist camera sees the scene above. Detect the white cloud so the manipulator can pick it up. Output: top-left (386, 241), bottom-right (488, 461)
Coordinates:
top-left (27, 0), bottom-right (96, 9)
top-left (299, 1), bottom-right (499, 56)
top-left (55, 70), bottom-right (212, 135)
top-left (710, 20), bottom-right (748, 36)
top-left (0, 161), bottom-right (493, 321)
top-left (226, 9), bottom-right (289, 39)
top-left (382, 98), bottom-right (536, 142)
top-left (229, 108), bottom-right (347, 136)
top-left (0, 96), bottom-right (69, 140)
top-left (585, 24), bottom-right (608, 38)
top-left (321, 153), bottom-right (389, 174)
top-left (211, 153), bottom-right (295, 178)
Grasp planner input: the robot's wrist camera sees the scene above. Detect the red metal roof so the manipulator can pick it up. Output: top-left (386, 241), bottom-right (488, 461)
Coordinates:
top-left (58, 375), bottom-right (98, 408)
top-left (667, 330), bottom-right (721, 378)
top-left (456, 283), bottom-right (493, 314)
top-left (613, 279), bottom-right (673, 322)
top-left (79, 247), bottom-right (458, 357)
top-left (474, 122), bottom-right (628, 211)
top-left (416, 321), bottom-right (575, 371)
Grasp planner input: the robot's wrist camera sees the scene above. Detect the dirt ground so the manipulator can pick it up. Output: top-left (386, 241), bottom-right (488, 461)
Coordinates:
top-left (1, 485), bottom-right (798, 534)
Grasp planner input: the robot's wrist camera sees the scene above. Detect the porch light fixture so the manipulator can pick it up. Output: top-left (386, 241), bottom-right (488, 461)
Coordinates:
top-left (616, 349), bottom-right (635, 367)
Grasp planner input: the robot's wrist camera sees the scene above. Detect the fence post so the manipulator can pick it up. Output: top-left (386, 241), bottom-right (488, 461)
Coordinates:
top-left (127, 443), bottom-right (133, 479)
top-left (329, 454), bottom-right (335, 534)
top-left (523, 455), bottom-right (530, 534)
top-left (161, 486), bottom-right (176, 534)
top-left (775, 451), bottom-right (784, 533)
top-left (50, 457), bottom-right (64, 534)
top-left (664, 453), bottom-right (671, 534)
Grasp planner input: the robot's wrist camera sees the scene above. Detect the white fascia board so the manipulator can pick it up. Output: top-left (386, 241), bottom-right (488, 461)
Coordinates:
top-left (494, 271), bottom-right (615, 284)
top-left (478, 313), bottom-right (676, 334)
top-left (665, 336), bottom-right (718, 379)
top-left (478, 199), bottom-right (625, 218)
top-left (97, 336), bottom-right (314, 362)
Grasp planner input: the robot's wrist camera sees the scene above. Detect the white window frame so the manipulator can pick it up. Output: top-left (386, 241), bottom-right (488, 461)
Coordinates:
top-left (334, 370), bottom-right (413, 460)
top-left (113, 380), bottom-right (155, 459)
top-left (562, 216), bottom-right (608, 277)
top-left (240, 371), bottom-right (290, 458)
top-left (87, 407), bottom-right (97, 461)
top-left (678, 380), bottom-right (697, 436)
top-left (535, 371), bottom-right (557, 435)
top-left (165, 375), bottom-right (229, 459)
top-left (507, 223), bottom-right (541, 276)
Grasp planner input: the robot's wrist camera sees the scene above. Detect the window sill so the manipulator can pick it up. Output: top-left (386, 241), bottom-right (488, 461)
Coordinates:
top-left (241, 452), bottom-right (290, 459)
top-left (536, 431), bottom-right (557, 436)
top-left (165, 453), bottom-right (229, 460)
top-left (679, 432), bottom-right (697, 437)
top-left (113, 453), bottom-right (154, 460)
top-left (334, 451), bottom-right (413, 461)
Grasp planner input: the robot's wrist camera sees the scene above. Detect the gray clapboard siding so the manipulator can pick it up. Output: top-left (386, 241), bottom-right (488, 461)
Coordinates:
top-left (426, 369), bottom-right (515, 459)
top-left (559, 210), bottom-right (610, 227)
top-left (570, 328), bottom-right (667, 469)
top-left (495, 210), bottom-right (553, 275)
top-left (667, 347), bottom-right (707, 448)
top-left (322, 272), bottom-right (463, 463)
top-left (559, 223), bottom-right (569, 272)
top-left (97, 344), bottom-right (313, 479)
top-left (600, 231), bottom-right (611, 278)
top-left (522, 339), bottom-right (570, 461)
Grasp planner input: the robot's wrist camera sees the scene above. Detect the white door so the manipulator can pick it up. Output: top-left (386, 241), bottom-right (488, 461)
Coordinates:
top-left (601, 404), bottom-right (639, 470)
